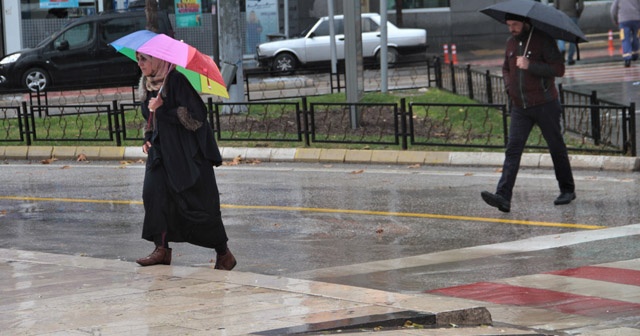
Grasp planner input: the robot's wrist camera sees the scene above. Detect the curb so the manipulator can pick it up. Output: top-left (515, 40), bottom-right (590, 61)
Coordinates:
top-left (1, 145), bottom-right (638, 171)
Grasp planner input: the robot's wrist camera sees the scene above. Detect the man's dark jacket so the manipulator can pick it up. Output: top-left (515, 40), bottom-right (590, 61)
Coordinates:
top-left (502, 26), bottom-right (565, 109)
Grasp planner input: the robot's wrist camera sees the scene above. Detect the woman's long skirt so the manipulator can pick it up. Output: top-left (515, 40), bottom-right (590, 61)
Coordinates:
top-left (141, 157), bottom-right (228, 249)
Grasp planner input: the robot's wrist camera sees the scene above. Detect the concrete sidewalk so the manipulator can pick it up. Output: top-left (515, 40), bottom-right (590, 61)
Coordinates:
top-left (1, 248), bottom-right (546, 335)
top-left (1, 145), bottom-right (638, 172)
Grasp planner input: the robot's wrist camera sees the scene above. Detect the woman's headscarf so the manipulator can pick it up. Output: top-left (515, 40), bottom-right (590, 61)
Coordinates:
top-left (137, 52), bottom-right (172, 92)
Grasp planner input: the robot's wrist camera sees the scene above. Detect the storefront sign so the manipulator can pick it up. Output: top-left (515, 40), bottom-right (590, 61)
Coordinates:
top-left (40, 0), bottom-right (79, 9)
top-left (175, 0), bottom-right (202, 27)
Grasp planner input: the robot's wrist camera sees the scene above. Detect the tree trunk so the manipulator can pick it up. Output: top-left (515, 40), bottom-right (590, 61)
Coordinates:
top-left (145, 0), bottom-right (159, 32)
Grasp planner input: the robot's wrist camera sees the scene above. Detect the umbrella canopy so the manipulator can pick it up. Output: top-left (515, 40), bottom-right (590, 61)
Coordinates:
top-left (110, 30), bottom-right (229, 98)
top-left (480, 0), bottom-right (588, 44)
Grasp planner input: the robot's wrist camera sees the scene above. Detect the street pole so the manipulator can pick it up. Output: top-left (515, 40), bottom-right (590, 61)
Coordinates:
top-left (344, 0), bottom-right (363, 129)
top-left (211, 1), bottom-right (219, 64)
top-left (380, 0), bottom-right (388, 93)
top-left (328, 0), bottom-right (337, 75)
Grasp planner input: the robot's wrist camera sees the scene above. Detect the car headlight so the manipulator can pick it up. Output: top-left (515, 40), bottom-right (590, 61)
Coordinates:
top-left (0, 53), bottom-right (20, 65)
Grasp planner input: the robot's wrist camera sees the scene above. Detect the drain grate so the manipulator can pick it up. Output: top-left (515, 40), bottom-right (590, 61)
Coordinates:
top-left (253, 310), bottom-right (436, 335)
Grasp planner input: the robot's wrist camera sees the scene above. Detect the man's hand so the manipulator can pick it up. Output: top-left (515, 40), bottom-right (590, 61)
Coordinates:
top-left (516, 56), bottom-right (530, 70)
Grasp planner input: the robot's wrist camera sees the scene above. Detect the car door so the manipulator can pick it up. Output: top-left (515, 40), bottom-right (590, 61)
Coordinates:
top-left (98, 16), bottom-right (145, 85)
top-left (304, 18), bottom-right (345, 63)
top-left (44, 22), bottom-right (99, 86)
top-left (361, 17), bottom-right (381, 57)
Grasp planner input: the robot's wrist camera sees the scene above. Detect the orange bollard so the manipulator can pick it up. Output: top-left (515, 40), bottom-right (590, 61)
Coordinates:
top-left (443, 44), bottom-right (450, 64)
top-left (608, 30), bottom-right (615, 57)
top-left (451, 44), bottom-right (458, 65)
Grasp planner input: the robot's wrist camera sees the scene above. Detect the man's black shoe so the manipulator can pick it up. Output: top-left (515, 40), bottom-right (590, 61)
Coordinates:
top-left (481, 191), bottom-right (510, 213)
top-left (554, 192), bottom-right (576, 205)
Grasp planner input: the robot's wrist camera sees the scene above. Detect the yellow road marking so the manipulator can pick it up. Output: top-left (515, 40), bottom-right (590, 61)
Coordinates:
top-left (0, 196), bottom-right (605, 230)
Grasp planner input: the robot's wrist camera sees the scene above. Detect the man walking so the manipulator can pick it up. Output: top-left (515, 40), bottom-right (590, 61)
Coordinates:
top-left (610, 0), bottom-right (640, 67)
top-left (555, 0), bottom-right (584, 65)
top-left (481, 13), bottom-right (576, 213)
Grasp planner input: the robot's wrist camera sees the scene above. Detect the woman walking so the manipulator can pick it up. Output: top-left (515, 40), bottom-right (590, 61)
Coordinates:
top-left (135, 52), bottom-right (236, 270)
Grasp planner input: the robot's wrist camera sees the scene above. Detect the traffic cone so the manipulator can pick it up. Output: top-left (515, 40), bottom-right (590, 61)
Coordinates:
top-left (608, 30), bottom-right (615, 57)
top-left (443, 44), bottom-right (450, 64)
top-left (451, 44), bottom-right (458, 65)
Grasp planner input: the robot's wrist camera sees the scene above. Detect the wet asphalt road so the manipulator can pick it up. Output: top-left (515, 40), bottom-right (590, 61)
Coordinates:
top-left (1, 160), bottom-right (638, 294)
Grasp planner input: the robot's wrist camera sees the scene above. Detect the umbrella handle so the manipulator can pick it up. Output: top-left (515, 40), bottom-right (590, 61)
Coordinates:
top-left (157, 64), bottom-right (177, 95)
top-left (524, 26), bottom-right (533, 57)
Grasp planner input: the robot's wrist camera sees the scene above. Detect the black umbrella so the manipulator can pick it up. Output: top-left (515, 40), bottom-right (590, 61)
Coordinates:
top-left (480, 0), bottom-right (588, 44)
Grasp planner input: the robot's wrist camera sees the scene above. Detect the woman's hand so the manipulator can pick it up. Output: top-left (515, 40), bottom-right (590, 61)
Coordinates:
top-left (148, 95), bottom-right (164, 113)
top-left (142, 141), bottom-right (152, 154)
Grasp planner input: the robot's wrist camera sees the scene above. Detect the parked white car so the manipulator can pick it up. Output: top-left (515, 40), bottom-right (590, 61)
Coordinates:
top-left (255, 13), bottom-right (427, 73)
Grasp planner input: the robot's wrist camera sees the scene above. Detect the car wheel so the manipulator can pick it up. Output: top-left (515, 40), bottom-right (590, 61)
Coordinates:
top-left (22, 68), bottom-right (50, 92)
top-left (272, 53), bottom-right (296, 73)
top-left (377, 47), bottom-right (399, 66)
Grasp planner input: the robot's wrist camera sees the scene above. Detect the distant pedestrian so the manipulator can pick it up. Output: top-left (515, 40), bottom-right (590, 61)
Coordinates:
top-left (481, 13), bottom-right (576, 213)
top-left (610, 0), bottom-right (640, 67)
top-left (555, 0), bottom-right (584, 65)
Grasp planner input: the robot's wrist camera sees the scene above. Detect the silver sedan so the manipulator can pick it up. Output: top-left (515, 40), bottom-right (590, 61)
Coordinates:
top-left (256, 13), bottom-right (428, 73)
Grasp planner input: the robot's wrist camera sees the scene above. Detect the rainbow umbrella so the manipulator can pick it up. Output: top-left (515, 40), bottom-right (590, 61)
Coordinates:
top-left (110, 30), bottom-right (229, 98)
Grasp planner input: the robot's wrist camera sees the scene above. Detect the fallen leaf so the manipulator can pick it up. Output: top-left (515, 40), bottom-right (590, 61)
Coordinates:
top-left (407, 164), bottom-right (420, 168)
top-left (223, 155), bottom-right (243, 166)
top-left (350, 169), bottom-right (364, 174)
top-left (375, 228), bottom-right (384, 234)
top-left (41, 158), bottom-right (57, 164)
top-left (464, 172), bottom-right (473, 176)
top-left (0, 210), bottom-right (7, 216)
top-left (119, 160), bottom-right (131, 165)
top-left (495, 168), bottom-right (503, 173)
top-left (60, 165), bottom-right (71, 169)
top-left (323, 164), bottom-right (333, 168)
top-left (77, 153), bottom-right (87, 161)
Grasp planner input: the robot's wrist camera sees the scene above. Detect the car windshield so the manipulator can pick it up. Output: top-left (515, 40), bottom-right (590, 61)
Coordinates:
top-left (299, 22), bottom-right (316, 37)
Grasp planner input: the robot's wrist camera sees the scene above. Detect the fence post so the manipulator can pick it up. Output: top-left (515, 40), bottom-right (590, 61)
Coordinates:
top-left (400, 98), bottom-right (408, 150)
top-left (590, 90), bottom-right (601, 146)
top-left (466, 64), bottom-right (474, 100)
top-left (112, 100), bottom-right (122, 147)
top-left (207, 97), bottom-right (219, 140)
top-left (433, 56), bottom-right (443, 89)
top-left (629, 102), bottom-right (637, 156)
top-left (485, 70), bottom-right (493, 104)
top-left (501, 104), bottom-right (509, 148)
top-left (21, 102), bottom-right (32, 146)
top-left (301, 96), bottom-right (310, 146)
top-left (244, 72), bottom-right (251, 101)
top-left (450, 62), bottom-right (457, 94)
top-left (558, 84), bottom-right (566, 130)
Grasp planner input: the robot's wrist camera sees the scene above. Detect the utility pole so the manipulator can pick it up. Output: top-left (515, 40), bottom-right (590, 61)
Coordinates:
top-left (344, 0), bottom-right (363, 129)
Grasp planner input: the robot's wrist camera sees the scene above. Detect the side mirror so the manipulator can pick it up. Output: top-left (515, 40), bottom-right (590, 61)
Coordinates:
top-left (56, 40), bottom-right (70, 51)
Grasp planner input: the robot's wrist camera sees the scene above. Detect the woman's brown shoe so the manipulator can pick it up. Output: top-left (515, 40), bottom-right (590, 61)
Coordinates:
top-left (136, 246), bottom-right (172, 266)
top-left (214, 248), bottom-right (237, 270)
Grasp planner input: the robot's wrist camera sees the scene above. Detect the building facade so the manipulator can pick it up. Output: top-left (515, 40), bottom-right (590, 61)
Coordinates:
top-left (0, 0), bottom-right (615, 61)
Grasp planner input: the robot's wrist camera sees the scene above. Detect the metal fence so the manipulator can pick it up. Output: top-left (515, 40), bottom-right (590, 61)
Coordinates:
top-left (0, 57), bottom-right (635, 156)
